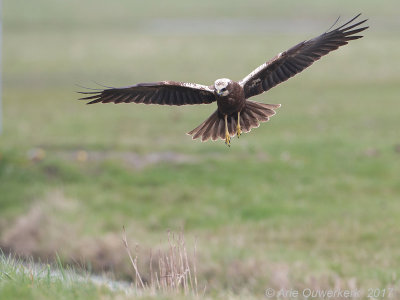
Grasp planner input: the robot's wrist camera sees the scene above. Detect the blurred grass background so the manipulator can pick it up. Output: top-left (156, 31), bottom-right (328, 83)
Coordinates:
top-left (1, 0), bottom-right (400, 298)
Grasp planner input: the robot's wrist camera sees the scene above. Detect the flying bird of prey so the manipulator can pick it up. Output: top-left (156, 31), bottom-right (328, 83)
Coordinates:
top-left (79, 14), bottom-right (368, 146)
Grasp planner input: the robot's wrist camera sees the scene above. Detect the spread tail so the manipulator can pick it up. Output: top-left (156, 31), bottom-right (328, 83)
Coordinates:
top-left (187, 100), bottom-right (280, 142)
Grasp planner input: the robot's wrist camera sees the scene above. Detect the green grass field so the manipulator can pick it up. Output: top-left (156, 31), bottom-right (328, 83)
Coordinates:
top-left (1, 1), bottom-right (400, 299)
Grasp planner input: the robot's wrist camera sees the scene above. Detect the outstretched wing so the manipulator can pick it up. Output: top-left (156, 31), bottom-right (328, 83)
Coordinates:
top-left (78, 81), bottom-right (216, 105)
top-left (239, 14), bottom-right (368, 99)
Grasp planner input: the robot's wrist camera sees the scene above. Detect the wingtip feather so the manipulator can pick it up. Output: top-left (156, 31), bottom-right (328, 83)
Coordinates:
top-left (336, 13), bottom-right (362, 30)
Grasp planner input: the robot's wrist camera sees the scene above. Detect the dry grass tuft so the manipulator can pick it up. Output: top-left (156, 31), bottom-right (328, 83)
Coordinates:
top-left (122, 228), bottom-right (203, 297)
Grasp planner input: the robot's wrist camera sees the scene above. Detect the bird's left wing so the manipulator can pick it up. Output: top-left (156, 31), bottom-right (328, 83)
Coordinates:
top-left (79, 81), bottom-right (216, 105)
top-left (239, 14), bottom-right (368, 99)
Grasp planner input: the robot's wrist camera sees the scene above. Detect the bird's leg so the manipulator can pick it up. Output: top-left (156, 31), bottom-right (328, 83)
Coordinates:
top-left (236, 111), bottom-right (242, 138)
top-left (224, 114), bottom-right (231, 147)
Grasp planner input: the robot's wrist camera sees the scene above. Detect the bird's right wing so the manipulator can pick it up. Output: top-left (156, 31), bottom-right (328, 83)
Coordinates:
top-left (239, 14), bottom-right (368, 99)
top-left (79, 81), bottom-right (216, 105)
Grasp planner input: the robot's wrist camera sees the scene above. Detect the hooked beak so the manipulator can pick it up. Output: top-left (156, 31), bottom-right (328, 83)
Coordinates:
top-left (215, 89), bottom-right (223, 96)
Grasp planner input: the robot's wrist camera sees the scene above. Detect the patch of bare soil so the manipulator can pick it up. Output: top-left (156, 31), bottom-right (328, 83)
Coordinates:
top-left (0, 190), bottom-right (129, 277)
top-left (79, 151), bottom-right (197, 169)
top-left (1, 191), bottom-right (75, 259)
top-left (28, 148), bottom-right (198, 169)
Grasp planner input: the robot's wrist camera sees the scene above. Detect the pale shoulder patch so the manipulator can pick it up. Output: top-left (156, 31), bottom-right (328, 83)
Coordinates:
top-left (239, 63), bottom-right (267, 86)
top-left (170, 82), bottom-right (214, 93)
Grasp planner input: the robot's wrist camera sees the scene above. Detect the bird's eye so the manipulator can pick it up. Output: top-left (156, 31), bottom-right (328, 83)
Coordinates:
top-left (221, 88), bottom-right (226, 91)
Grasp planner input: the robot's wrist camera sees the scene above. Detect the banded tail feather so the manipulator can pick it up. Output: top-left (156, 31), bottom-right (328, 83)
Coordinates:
top-left (187, 101), bottom-right (281, 142)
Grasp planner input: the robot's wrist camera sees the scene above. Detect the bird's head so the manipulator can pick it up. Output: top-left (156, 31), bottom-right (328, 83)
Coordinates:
top-left (214, 78), bottom-right (232, 97)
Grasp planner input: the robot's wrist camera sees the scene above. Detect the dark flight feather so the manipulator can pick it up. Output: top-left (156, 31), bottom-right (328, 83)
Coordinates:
top-left (239, 14), bottom-right (368, 98)
top-left (79, 81), bottom-right (216, 106)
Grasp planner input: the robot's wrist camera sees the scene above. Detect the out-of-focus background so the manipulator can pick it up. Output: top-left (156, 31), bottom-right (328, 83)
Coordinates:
top-left (1, 0), bottom-right (399, 299)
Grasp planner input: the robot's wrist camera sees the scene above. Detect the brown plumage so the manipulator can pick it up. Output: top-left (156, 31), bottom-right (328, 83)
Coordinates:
top-left (79, 14), bottom-right (368, 146)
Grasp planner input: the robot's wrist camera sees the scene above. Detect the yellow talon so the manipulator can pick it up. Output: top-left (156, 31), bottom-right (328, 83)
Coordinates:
top-left (237, 111), bottom-right (242, 138)
top-left (224, 114), bottom-right (231, 147)
top-left (225, 132), bottom-right (231, 146)
top-left (237, 124), bottom-right (242, 138)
